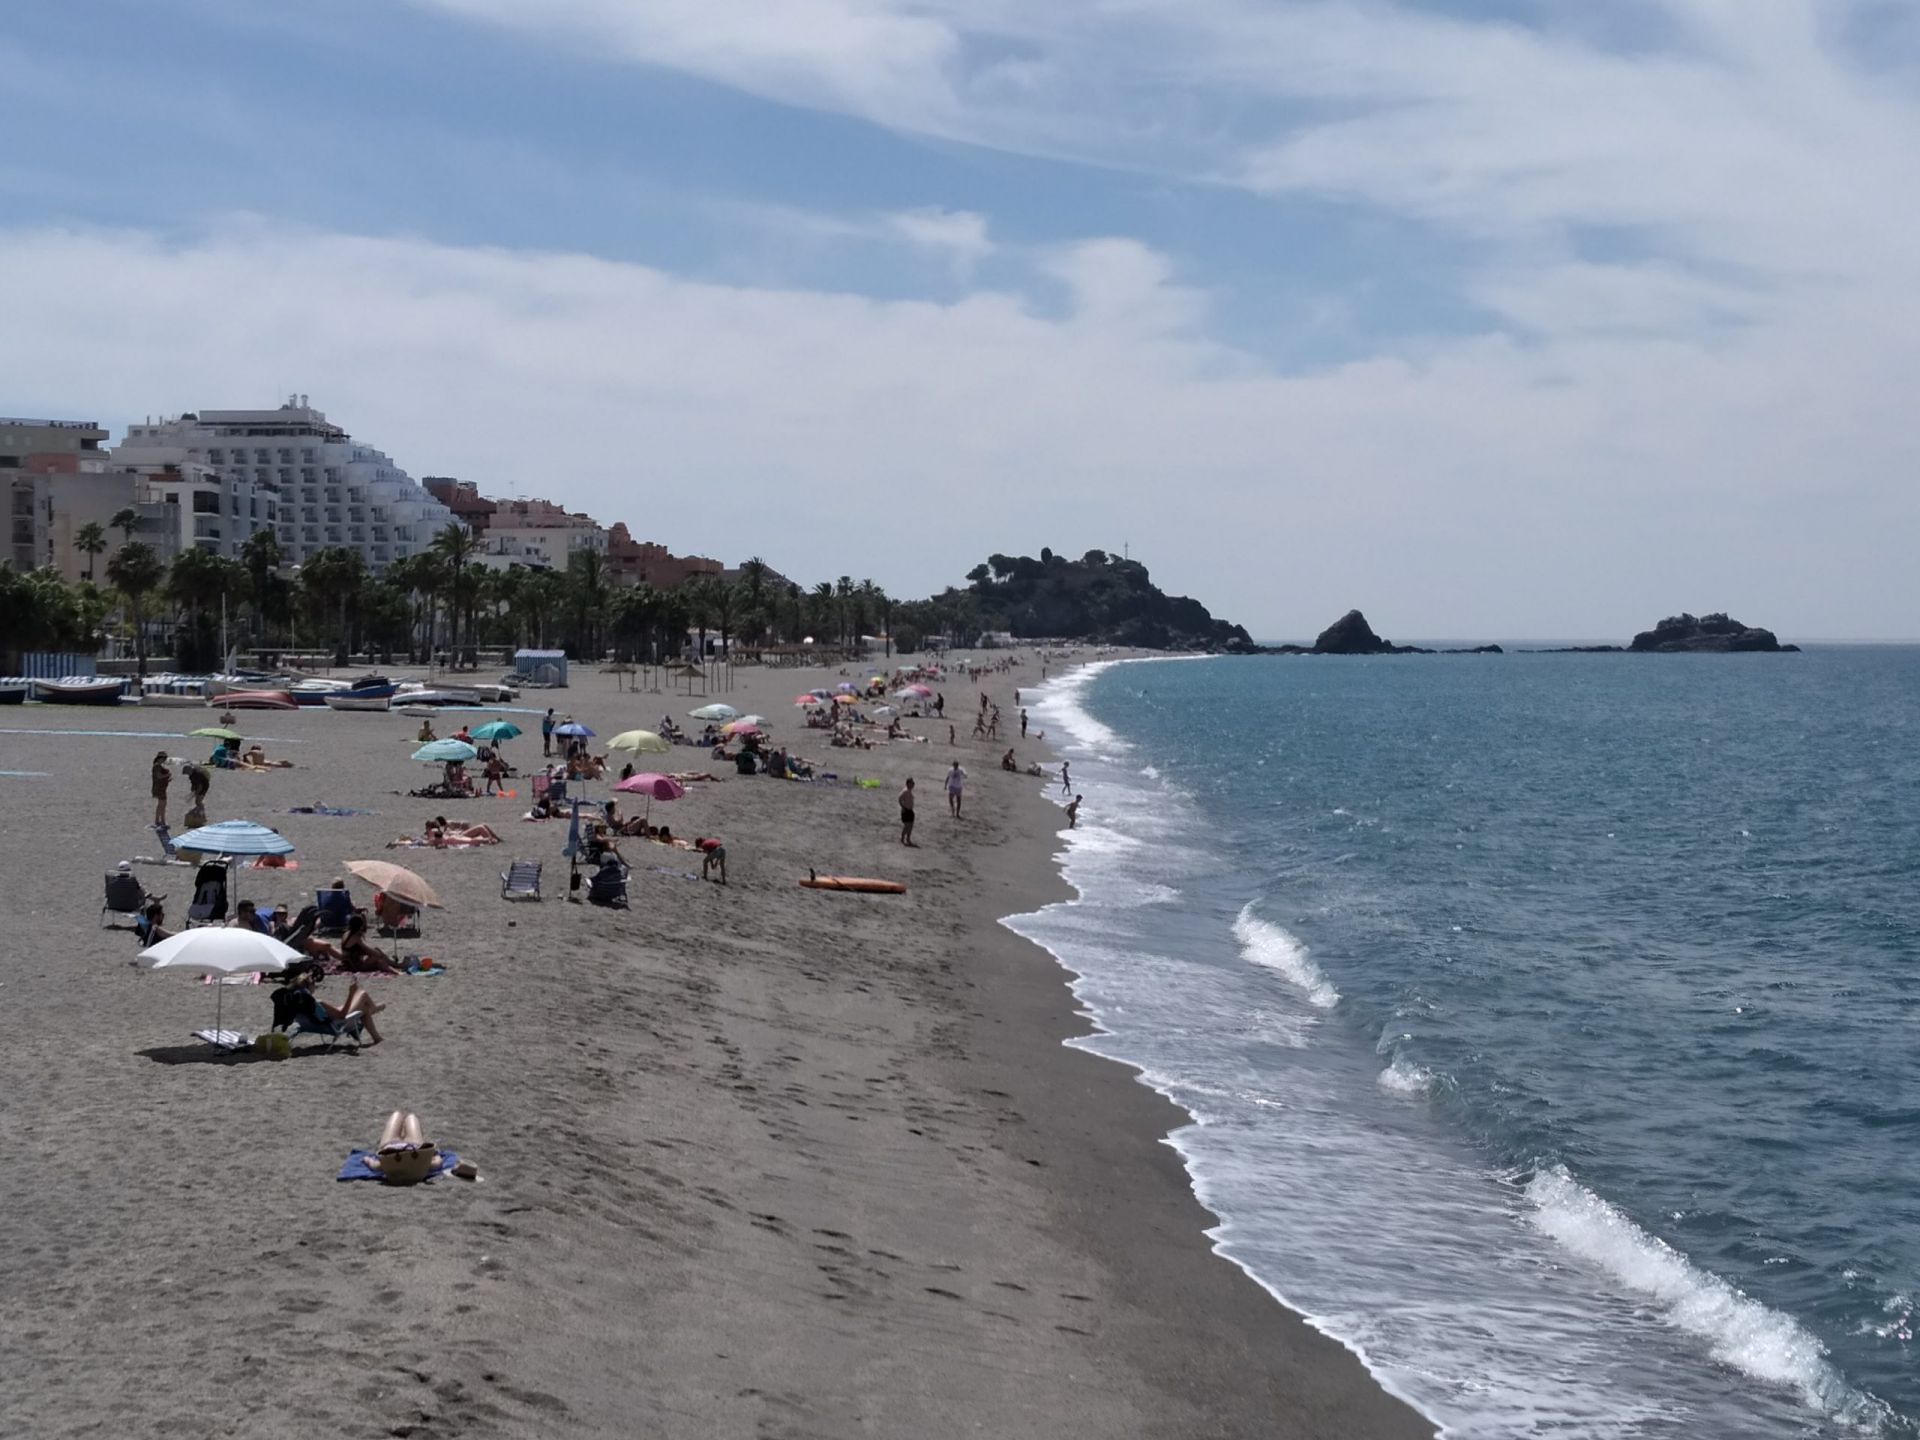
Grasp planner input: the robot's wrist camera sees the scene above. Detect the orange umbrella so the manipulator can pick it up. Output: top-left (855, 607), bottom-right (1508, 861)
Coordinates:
top-left (343, 860), bottom-right (443, 909)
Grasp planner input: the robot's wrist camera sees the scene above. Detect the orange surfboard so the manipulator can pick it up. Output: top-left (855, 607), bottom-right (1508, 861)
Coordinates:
top-left (800, 873), bottom-right (907, 894)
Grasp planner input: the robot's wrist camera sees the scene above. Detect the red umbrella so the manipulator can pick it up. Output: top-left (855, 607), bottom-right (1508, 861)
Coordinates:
top-left (614, 771), bottom-right (685, 822)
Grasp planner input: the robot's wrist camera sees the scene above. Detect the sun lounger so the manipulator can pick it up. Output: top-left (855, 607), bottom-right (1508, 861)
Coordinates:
top-left (192, 1028), bottom-right (252, 1051)
top-left (501, 859), bottom-right (542, 900)
top-left (103, 871), bottom-right (160, 929)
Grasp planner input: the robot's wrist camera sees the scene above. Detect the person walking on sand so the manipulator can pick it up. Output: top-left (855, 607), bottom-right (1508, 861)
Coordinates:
top-left (1020, 709), bottom-right (1029, 738)
top-left (150, 751), bottom-right (172, 827)
top-left (948, 723), bottom-right (956, 746)
top-left (946, 760), bottom-right (966, 818)
top-left (1060, 760), bottom-right (1071, 794)
top-left (898, 778), bottom-right (917, 846)
top-left (1066, 794), bottom-right (1082, 829)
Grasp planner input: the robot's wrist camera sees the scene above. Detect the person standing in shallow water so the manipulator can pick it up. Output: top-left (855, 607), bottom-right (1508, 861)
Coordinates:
top-left (898, 778), bottom-right (916, 846)
top-left (1021, 709), bottom-right (1029, 738)
top-left (1060, 760), bottom-right (1071, 794)
top-left (150, 751), bottom-right (172, 826)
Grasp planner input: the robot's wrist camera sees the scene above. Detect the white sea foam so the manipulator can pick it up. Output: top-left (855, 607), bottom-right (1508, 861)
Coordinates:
top-left (1036, 659), bottom-right (1128, 756)
top-left (1526, 1165), bottom-right (1890, 1430)
top-left (1233, 903), bottom-right (1339, 1010)
top-left (1377, 1054), bottom-right (1435, 1096)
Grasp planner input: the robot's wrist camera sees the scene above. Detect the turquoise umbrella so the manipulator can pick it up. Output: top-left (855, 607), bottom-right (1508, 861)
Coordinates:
top-left (470, 720), bottom-right (521, 743)
top-left (413, 739), bottom-right (478, 763)
top-left (172, 819), bottom-right (295, 856)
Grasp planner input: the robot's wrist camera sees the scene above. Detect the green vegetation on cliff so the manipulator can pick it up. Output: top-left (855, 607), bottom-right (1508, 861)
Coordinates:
top-left (894, 548), bottom-right (1252, 651)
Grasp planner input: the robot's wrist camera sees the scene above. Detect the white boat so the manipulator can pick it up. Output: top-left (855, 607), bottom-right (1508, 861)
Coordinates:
top-left (32, 677), bottom-right (127, 705)
top-left (323, 692), bottom-right (391, 712)
top-left (141, 690), bottom-right (210, 708)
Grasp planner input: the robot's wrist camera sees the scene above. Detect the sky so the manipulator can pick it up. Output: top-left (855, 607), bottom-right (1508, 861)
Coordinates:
top-left (4, 0), bottom-right (1919, 640)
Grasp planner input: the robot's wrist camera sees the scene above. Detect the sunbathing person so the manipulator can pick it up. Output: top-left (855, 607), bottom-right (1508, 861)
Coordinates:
top-left (238, 744), bottom-right (294, 770)
top-left (339, 914), bottom-right (402, 975)
top-left (431, 815), bottom-right (501, 845)
top-left (227, 899), bottom-right (272, 932)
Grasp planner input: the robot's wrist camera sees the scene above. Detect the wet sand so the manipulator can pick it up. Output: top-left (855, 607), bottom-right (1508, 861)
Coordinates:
top-left (0, 656), bottom-right (1432, 1439)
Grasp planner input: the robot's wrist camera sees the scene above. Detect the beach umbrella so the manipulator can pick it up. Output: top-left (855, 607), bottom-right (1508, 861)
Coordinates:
top-left (470, 720), bottom-right (521, 743)
top-left (873, 705), bottom-right (897, 718)
top-left (690, 703), bottom-right (738, 721)
top-left (139, 927), bottom-right (302, 1049)
top-left (189, 726), bottom-right (244, 743)
top-left (836, 682), bottom-right (857, 692)
top-left (614, 771), bottom-right (684, 822)
top-left (608, 729), bottom-right (672, 754)
top-left (343, 859), bottom-right (443, 909)
top-left (173, 819), bottom-right (295, 856)
top-left (554, 721), bottom-right (595, 738)
top-left (614, 772), bottom-right (686, 800)
top-left (895, 684), bottom-right (934, 698)
top-left (722, 720), bottom-right (763, 737)
top-left (795, 695), bottom-right (824, 708)
top-left (413, 739), bottom-right (478, 763)
top-left (808, 688), bottom-right (834, 699)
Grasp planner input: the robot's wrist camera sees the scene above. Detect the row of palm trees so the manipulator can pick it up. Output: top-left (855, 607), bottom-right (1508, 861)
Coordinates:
top-left (4, 520), bottom-right (957, 677)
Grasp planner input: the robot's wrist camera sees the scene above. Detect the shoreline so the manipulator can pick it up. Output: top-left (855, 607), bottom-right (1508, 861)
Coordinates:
top-left (0, 652), bottom-right (1431, 1438)
top-left (986, 657), bottom-right (1438, 1438)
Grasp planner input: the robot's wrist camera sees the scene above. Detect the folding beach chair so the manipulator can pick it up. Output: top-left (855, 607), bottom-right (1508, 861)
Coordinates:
top-left (500, 859), bottom-right (542, 901)
top-left (269, 986), bottom-right (366, 1052)
top-left (586, 857), bottom-right (629, 910)
top-left (102, 871), bottom-right (160, 929)
top-left (313, 886), bottom-right (355, 937)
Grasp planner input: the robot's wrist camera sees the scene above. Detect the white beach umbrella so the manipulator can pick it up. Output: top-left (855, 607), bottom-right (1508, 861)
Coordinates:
top-left (139, 928), bottom-right (302, 1050)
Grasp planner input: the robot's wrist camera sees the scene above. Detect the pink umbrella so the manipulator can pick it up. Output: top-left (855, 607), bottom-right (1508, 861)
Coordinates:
top-left (723, 721), bottom-right (764, 738)
top-left (794, 694), bottom-right (823, 707)
top-left (614, 771), bottom-right (685, 823)
top-left (616, 773), bottom-right (686, 800)
top-left (897, 683), bottom-right (934, 697)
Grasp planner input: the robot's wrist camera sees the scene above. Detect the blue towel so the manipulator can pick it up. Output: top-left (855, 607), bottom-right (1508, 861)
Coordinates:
top-left (337, 1147), bottom-right (462, 1183)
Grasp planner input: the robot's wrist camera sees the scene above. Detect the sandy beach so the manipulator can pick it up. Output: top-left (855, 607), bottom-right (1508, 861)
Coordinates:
top-left (0, 654), bottom-right (1432, 1440)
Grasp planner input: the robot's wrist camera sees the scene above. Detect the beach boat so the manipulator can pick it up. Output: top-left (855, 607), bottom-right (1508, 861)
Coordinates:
top-left (32, 677), bottom-right (127, 706)
top-left (396, 680), bottom-right (518, 707)
top-left (221, 689), bottom-right (297, 710)
top-left (290, 680), bottom-right (347, 707)
top-left (140, 689), bottom-right (210, 708)
top-left (324, 691), bottom-right (391, 712)
top-left (0, 681), bottom-right (28, 705)
top-left (207, 672), bottom-right (290, 697)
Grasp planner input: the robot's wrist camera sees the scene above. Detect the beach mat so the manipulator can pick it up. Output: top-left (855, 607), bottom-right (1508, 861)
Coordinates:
top-left (337, 1148), bottom-right (462, 1183)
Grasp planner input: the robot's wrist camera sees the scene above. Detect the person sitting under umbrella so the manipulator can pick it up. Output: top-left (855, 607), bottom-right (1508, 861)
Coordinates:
top-left (339, 913), bottom-right (402, 975)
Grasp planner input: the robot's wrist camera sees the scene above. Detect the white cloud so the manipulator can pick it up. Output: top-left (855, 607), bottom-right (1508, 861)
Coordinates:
top-left (3, 219), bottom-right (1916, 638)
top-left (885, 208), bottom-right (992, 273)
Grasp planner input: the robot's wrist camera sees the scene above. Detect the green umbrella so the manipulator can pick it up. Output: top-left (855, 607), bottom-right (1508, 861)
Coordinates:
top-left (189, 726), bottom-right (244, 742)
top-left (471, 720), bottom-right (522, 742)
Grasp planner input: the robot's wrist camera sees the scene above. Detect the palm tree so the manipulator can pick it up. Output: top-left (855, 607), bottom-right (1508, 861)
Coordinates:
top-left (240, 529), bottom-right (282, 641)
top-left (106, 542), bottom-right (165, 679)
top-left (168, 547), bottom-right (249, 671)
top-left (110, 508), bottom-right (140, 545)
top-left (298, 546), bottom-right (366, 666)
top-left (429, 523), bottom-right (476, 665)
top-left (784, 582), bottom-right (805, 644)
top-left (73, 522), bottom-right (108, 582)
top-left (682, 576), bottom-right (716, 659)
top-left (566, 548), bottom-right (611, 660)
top-left (738, 557), bottom-right (770, 642)
top-left (713, 579), bottom-right (740, 660)
top-left (808, 581), bottom-right (836, 646)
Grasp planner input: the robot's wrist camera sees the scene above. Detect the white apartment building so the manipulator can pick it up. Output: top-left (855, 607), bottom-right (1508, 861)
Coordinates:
top-left (116, 397), bottom-right (452, 572)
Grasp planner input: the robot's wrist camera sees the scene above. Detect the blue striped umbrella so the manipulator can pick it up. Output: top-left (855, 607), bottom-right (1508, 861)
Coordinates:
top-left (412, 739), bottom-right (478, 763)
top-left (172, 819), bottom-right (295, 856)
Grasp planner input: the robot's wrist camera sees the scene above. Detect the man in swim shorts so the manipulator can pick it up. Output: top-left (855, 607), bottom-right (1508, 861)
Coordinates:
top-left (946, 760), bottom-right (966, 818)
top-left (898, 778), bottom-right (916, 847)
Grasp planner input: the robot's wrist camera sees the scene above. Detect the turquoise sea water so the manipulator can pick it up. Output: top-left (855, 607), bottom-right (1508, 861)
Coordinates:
top-left (1011, 649), bottom-right (1919, 1438)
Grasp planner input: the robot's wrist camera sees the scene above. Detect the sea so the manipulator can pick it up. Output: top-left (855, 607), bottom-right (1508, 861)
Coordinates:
top-left (1009, 647), bottom-right (1919, 1439)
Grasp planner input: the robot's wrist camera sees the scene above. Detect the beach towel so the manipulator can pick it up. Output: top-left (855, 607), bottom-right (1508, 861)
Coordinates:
top-left (336, 1147), bottom-right (462, 1183)
top-left (288, 804), bottom-right (374, 817)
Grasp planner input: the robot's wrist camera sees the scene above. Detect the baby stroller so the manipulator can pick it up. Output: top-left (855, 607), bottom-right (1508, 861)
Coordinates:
top-left (586, 855), bottom-right (629, 910)
top-left (185, 859), bottom-right (231, 926)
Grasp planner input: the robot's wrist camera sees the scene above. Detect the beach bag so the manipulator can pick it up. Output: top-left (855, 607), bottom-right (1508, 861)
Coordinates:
top-left (253, 1032), bottom-right (291, 1061)
top-left (374, 1145), bottom-right (440, 1185)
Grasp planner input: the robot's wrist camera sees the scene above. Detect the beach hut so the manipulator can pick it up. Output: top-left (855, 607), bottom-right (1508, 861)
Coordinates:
top-left (514, 649), bottom-right (569, 688)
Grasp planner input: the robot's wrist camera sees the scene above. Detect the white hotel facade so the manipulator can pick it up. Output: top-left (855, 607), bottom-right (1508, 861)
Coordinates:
top-left (115, 397), bottom-right (452, 571)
